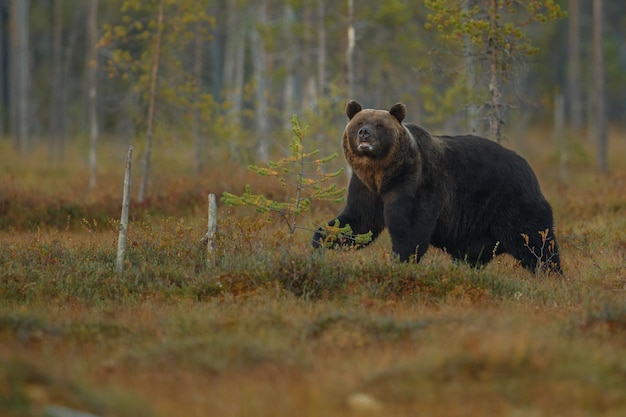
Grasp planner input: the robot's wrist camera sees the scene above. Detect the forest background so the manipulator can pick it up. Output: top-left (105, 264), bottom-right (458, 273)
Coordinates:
top-left (1, 1), bottom-right (626, 417)
top-left (1, 0), bottom-right (624, 182)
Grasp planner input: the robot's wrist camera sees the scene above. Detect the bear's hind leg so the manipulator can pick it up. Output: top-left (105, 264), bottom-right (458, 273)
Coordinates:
top-left (499, 229), bottom-right (562, 275)
top-left (450, 237), bottom-right (501, 268)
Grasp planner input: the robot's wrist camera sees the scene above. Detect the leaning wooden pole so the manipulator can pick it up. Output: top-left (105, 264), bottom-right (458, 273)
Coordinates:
top-left (206, 193), bottom-right (217, 267)
top-left (116, 145), bottom-right (133, 273)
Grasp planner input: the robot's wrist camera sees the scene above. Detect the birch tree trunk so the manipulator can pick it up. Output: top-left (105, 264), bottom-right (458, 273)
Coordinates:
top-left (463, 1), bottom-right (478, 135)
top-left (487, 0), bottom-right (503, 143)
top-left (592, 0), bottom-right (607, 173)
top-left (567, 0), bottom-right (582, 132)
top-left (282, 4), bottom-right (296, 129)
top-left (250, 0), bottom-right (269, 162)
top-left (87, 0), bottom-right (99, 191)
top-left (0, 7), bottom-right (4, 136)
top-left (10, 0), bottom-right (30, 151)
top-left (345, 0), bottom-right (355, 180)
top-left (193, 20), bottom-right (204, 175)
top-left (223, 1), bottom-right (245, 121)
top-left (301, 4), bottom-right (316, 110)
top-left (346, 0), bottom-right (355, 100)
top-left (554, 93), bottom-right (567, 183)
top-left (138, 0), bottom-right (164, 203)
top-left (49, 0), bottom-right (64, 162)
top-left (316, 0), bottom-right (327, 97)
top-left (222, 3), bottom-right (246, 161)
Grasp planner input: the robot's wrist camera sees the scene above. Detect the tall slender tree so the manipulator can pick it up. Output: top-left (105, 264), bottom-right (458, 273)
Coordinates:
top-left (50, 0), bottom-right (64, 162)
top-left (301, 3), bottom-right (316, 110)
top-left (100, 0), bottom-right (214, 201)
top-left (222, 0), bottom-right (245, 125)
top-left (486, 0), bottom-right (503, 142)
top-left (346, 0), bottom-right (355, 100)
top-left (425, 0), bottom-right (566, 142)
top-left (137, 0), bottom-right (164, 203)
top-left (282, 3), bottom-right (296, 129)
top-left (592, 0), bottom-right (607, 173)
top-left (567, 0), bottom-right (582, 132)
top-left (87, 0), bottom-right (99, 191)
top-left (10, 0), bottom-right (30, 151)
top-left (316, 0), bottom-right (327, 98)
top-left (0, 4), bottom-right (4, 137)
top-left (192, 19), bottom-right (204, 175)
top-left (250, 0), bottom-right (269, 162)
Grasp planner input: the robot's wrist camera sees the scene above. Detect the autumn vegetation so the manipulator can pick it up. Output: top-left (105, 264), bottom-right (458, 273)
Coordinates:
top-left (1, 123), bottom-right (625, 416)
top-left (1, 1), bottom-right (625, 416)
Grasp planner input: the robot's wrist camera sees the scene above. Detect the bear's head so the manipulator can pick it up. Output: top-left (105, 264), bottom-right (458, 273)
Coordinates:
top-left (343, 100), bottom-right (407, 160)
top-left (342, 100), bottom-right (417, 193)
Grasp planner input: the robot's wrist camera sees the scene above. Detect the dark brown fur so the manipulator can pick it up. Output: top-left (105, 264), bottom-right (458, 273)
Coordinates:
top-left (313, 101), bottom-right (562, 274)
top-left (343, 102), bottom-right (418, 194)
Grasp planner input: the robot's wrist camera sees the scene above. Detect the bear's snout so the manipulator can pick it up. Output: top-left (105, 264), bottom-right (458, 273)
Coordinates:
top-left (356, 125), bottom-right (375, 151)
top-left (358, 126), bottom-right (372, 140)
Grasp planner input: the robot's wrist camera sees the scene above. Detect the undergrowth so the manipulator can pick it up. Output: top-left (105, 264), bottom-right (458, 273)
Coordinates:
top-left (1, 125), bottom-right (626, 417)
top-left (0, 214), bottom-right (603, 308)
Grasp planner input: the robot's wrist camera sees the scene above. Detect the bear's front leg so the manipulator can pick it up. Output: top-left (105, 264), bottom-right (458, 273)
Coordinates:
top-left (312, 174), bottom-right (385, 249)
top-left (384, 194), bottom-right (439, 262)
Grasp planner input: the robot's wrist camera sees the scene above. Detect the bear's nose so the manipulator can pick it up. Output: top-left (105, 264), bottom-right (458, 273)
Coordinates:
top-left (358, 126), bottom-right (372, 140)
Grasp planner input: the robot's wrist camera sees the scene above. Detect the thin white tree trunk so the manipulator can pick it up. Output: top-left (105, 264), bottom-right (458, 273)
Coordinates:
top-left (138, 0), bottom-right (164, 202)
top-left (345, 0), bottom-right (355, 180)
top-left (554, 93), bottom-right (567, 183)
top-left (50, 0), bottom-right (64, 163)
top-left (0, 8), bottom-right (4, 135)
top-left (567, 0), bottom-right (582, 132)
top-left (487, 0), bottom-right (502, 143)
top-left (592, 0), bottom-right (607, 172)
top-left (463, 1), bottom-right (478, 135)
top-left (250, 0), bottom-right (269, 161)
top-left (223, 2), bottom-right (245, 121)
top-left (224, 24), bottom-right (245, 160)
top-left (10, 0), bottom-right (30, 151)
top-left (193, 21), bottom-right (203, 175)
top-left (301, 4), bottom-right (316, 110)
top-left (282, 4), bottom-right (296, 129)
top-left (87, 0), bottom-right (99, 191)
top-left (346, 0), bottom-right (355, 99)
top-left (316, 0), bottom-right (327, 97)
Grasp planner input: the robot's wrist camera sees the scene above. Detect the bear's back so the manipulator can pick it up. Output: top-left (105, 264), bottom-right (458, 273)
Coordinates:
top-left (408, 126), bottom-right (538, 185)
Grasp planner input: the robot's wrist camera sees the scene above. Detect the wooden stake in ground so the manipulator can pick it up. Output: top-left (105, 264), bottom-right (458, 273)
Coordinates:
top-left (206, 193), bottom-right (217, 267)
top-left (116, 145), bottom-right (133, 273)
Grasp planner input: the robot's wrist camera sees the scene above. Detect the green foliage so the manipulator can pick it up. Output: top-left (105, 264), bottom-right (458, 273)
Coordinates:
top-left (98, 0), bottom-right (216, 132)
top-left (425, 0), bottom-right (566, 58)
top-left (315, 220), bottom-right (374, 249)
top-left (423, 0), bottom-right (566, 135)
top-left (222, 115), bottom-right (345, 236)
top-left (9, 0), bottom-right (626, 154)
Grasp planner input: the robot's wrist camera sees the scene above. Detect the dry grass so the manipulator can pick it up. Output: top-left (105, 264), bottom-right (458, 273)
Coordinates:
top-left (1, 129), bottom-right (625, 417)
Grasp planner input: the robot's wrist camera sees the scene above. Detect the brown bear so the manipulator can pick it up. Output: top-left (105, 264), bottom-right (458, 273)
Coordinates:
top-left (312, 100), bottom-right (562, 274)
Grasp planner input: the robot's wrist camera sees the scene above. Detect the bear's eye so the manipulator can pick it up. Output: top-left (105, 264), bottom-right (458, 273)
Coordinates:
top-left (376, 124), bottom-right (383, 129)
top-left (357, 122), bottom-right (363, 128)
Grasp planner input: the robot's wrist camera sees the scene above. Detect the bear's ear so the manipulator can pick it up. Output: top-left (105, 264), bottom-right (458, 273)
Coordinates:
top-left (389, 103), bottom-right (406, 123)
top-left (346, 100), bottom-right (362, 120)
